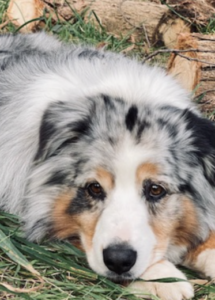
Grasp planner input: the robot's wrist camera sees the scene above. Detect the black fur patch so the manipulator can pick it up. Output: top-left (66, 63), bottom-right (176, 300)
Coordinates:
top-left (46, 171), bottom-right (68, 186)
top-left (52, 118), bottom-right (91, 156)
top-left (157, 118), bottom-right (178, 138)
top-left (35, 102), bottom-right (91, 161)
top-left (183, 109), bottom-right (215, 185)
top-left (184, 110), bottom-right (215, 153)
top-left (136, 120), bottom-right (150, 140)
top-left (66, 188), bottom-right (92, 215)
top-left (78, 49), bottom-right (104, 60)
top-left (125, 105), bottom-right (138, 131)
top-left (0, 50), bottom-right (12, 54)
top-left (68, 118), bottom-right (90, 136)
top-left (35, 112), bottom-right (56, 160)
top-left (73, 158), bottom-right (88, 180)
top-left (179, 182), bottom-right (195, 196)
top-left (102, 94), bottom-right (113, 107)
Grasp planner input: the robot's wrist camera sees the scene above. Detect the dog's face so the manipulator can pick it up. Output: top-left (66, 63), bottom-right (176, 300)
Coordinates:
top-left (25, 94), bottom-right (215, 280)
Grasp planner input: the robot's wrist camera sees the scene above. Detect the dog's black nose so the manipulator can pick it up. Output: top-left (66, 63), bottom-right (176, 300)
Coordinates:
top-left (103, 244), bottom-right (137, 275)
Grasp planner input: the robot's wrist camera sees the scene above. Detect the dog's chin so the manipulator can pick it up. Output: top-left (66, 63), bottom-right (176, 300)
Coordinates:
top-left (106, 271), bottom-right (134, 283)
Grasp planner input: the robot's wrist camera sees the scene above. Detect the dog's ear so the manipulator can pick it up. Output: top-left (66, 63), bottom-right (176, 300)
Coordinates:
top-left (35, 101), bottom-right (92, 161)
top-left (183, 109), bottom-right (215, 186)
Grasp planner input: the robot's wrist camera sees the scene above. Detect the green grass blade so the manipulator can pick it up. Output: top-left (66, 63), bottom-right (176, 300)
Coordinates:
top-left (0, 228), bottom-right (40, 277)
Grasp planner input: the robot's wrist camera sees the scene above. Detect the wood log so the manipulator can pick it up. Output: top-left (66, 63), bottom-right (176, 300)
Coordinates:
top-left (168, 33), bottom-right (201, 92)
top-left (7, 0), bottom-right (45, 32)
top-left (42, 0), bottom-right (190, 46)
top-left (165, 0), bottom-right (215, 26)
top-left (6, 0), bottom-right (215, 47)
top-left (43, 0), bottom-right (168, 43)
top-left (41, 0), bottom-right (215, 46)
top-left (168, 33), bottom-right (215, 115)
top-left (6, 0), bottom-right (192, 46)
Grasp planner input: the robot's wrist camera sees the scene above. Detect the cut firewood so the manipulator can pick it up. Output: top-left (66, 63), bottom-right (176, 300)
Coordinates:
top-left (168, 33), bottom-right (201, 92)
top-left (168, 33), bottom-right (215, 114)
top-left (41, 0), bottom-right (191, 47)
top-left (6, 0), bottom-right (215, 48)
top-left (6, 0), bottom-right (193, 47)
top-left (165, 0), bottom-right (215, 26)
top-left (154, 14), bottom-right (190, 48)
top-left (43, 0), bottom-right (168, 43)
top-left (7, 0), bottom-right (45, 32)
top-left (40, 0), bottom-right (215, 46)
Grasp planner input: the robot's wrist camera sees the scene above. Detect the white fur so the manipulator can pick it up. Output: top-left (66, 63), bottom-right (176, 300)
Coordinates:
top-left (129, 260), bottom-right (194, 300)
top-left (192, 249), bottom-right (215, 280)
top-left (86, 135), bottom-right (157, 277)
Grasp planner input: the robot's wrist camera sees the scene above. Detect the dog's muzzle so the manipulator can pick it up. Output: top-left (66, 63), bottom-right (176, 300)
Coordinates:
top-left (103, 243), bottom-right (137, 275)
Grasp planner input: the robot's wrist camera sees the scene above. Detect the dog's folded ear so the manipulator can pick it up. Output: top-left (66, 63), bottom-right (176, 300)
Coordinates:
top-left (35, 100), bottom-right (92, 161)
top-left (183, 109), bottom-right (215, 186)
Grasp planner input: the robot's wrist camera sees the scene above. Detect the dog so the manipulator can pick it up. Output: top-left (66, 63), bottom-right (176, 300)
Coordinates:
top-left (1, 32), bottom-right (215, 300)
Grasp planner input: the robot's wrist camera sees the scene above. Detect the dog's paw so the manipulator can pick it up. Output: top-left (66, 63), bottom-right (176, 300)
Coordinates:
top-left (193, 249), bottom-right (215, 280)
top-left (129, 260), bottom-right (194, 300)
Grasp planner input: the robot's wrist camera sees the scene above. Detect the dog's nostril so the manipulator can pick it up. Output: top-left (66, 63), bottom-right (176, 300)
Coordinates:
top-left (103, 244), bottom-right (137, 275)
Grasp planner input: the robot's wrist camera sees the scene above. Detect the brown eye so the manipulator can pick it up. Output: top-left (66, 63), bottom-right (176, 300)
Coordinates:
top-left (87, 182), bottom-right (105, 200)
top-left (150, 184), bottom-right (165, 197)
top-left (144, 181), bottom-right (167, 201)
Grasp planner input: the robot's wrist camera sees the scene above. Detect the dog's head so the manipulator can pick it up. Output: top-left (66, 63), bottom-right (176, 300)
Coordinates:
top-left (23, 90), bottom-right (215, 280)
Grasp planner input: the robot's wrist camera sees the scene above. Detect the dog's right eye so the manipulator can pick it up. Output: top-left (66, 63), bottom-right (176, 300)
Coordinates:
top-left (143, 180), bottom-right (167, 202)
top-left (86, 182), bottom-right (105, 200)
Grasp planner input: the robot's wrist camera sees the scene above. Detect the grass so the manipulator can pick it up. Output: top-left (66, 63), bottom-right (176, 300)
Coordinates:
top-left (1, 0), bottom-right (215, 299)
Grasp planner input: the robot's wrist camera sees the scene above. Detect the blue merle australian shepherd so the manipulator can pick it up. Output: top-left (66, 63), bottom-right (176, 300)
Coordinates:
top-left (1, 32), bottom-right (215, 300)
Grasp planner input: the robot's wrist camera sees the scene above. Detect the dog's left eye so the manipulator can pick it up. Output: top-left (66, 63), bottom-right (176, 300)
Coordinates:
top-left (87, 182), bottom-right (105, 200)
top-left (144, 181), bottom-right (167, 201)
top-left (150, 184), bottom-right (165, 196)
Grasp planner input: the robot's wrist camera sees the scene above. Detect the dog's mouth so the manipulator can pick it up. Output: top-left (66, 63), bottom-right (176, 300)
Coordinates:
top-left (106, 271), bottom-right (134, 283)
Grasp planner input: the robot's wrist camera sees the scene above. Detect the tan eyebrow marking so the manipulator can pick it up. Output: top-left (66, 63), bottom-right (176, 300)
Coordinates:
top-left (95, 167), bottom-right (114, 191)
top-left (136, 162), bottom-right (159, 184)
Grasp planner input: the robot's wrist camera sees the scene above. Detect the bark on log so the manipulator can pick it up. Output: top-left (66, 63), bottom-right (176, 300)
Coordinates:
top-left (165, 0), bottom-right (215, 26)
top-left (168, 33), bottom-right (201, 92)
top-left (42, 0), bottom-right (190, 46)
top-left (168, 33), bottom-right (215, 114)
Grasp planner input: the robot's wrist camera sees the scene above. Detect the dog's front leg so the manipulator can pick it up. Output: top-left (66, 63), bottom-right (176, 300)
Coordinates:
top-left (129, 260), bottom-right (194, 300)
top-left (185, 231), bottom-right (215, 280)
